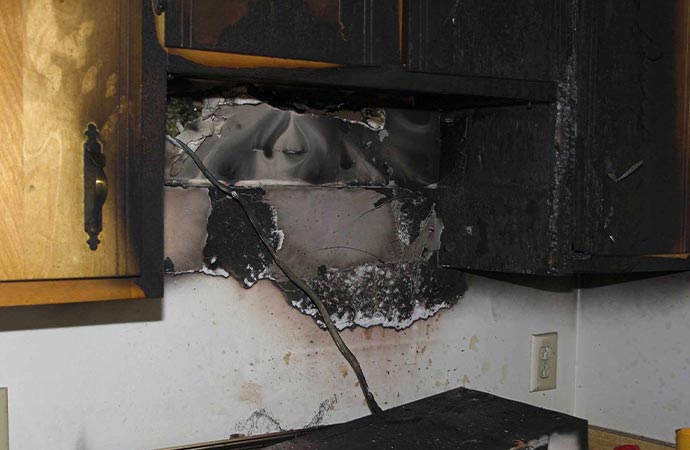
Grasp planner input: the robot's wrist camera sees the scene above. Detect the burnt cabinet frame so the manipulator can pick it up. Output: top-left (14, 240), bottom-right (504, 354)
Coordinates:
top-left (164, 0), bottom-right (400, 66)
top-left (404, 0), bottom-right (571, 82)
top-left (134, 0), bottom-right (167, 298)
top-left (436, 104), bottom-right (573, 275)
top-left (435, 0), bottom-right (690, 274)
top-left (574, 0), bottom-right (690, 257)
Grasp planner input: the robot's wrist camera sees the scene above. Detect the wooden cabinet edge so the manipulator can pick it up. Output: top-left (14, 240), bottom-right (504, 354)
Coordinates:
top-left (589, 426), bottom-right (674, 450)
top-left (153, 9), bottom-right (339, 69)
top-left (0, 278), bottom-right (148, 307)
top-left (167, 47), bottom-right (342, 70)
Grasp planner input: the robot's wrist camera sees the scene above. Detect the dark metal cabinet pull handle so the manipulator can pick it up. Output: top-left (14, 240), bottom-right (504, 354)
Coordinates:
top-left (83, 123), bottom-right (108, 251)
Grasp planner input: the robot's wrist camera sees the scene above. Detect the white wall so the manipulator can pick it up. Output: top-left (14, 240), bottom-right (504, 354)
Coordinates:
top-left (575, 271), bottom-right (690, 443)
top-left (5, 260), bottom-right (688, 449)
top-left (0, 273), bottom-right (577, 450)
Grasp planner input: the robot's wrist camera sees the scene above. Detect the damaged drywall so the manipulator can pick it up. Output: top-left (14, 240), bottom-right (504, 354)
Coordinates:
top-left (165, 96), bottom-right (464, 330)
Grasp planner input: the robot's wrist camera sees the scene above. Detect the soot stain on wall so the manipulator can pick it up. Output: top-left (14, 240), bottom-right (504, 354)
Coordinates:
top-left (196, 186), bottom-right (464, 330)
top-left (165, 97), bottom-right (465, 330)
top-left (204, 188), bottom-right (284, 287)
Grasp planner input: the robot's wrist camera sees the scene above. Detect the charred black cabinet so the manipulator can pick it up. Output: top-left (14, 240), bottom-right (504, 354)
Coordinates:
top-left (405, 0), bottom-right (569, 82)
top-left (436, 0), bottom-right (690, 274)
top-left (164, 0), bottom-right (399, 65)
top-left (437, 104), bottom-right (570, 275)
top-left (574, 1), bottom-right (690, 258)
top-left (164, 0), bottom-right (690, 275)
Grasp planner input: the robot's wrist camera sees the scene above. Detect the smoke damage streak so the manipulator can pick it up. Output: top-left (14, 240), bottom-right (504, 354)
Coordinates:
top-left (167, 135), bottom-right (384, 416)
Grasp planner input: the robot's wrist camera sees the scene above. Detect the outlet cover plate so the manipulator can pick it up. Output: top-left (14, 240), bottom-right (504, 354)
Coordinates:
top-left (530, 332), bottom-right (558, 392)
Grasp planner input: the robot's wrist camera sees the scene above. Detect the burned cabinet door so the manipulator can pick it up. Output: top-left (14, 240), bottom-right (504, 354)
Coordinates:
top-left (0, 0), bottom-right (164, 304)
top-left (437, 104), bottom-right (573, 275)
top-left (164, 0), bottom-right (399, 65)
top-left (404, 0), bottom-right (567, 81)
top-left (574, 0), bottom-right (690, 266)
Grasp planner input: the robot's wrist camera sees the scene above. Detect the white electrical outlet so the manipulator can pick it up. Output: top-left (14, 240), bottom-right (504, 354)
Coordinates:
top-left (530, 332), bottom-right (558, 392)
top-left (0, 388), bottom-right (7, 450)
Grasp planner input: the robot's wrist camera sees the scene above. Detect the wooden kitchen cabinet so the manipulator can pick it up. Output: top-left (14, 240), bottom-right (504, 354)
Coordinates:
top-left (3, 0), bottom-right (682, 307)
top-left (0, 0), bottom-right (165, 306)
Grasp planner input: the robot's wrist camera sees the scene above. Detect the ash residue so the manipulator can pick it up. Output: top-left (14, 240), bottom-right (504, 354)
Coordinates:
top-left (233, 396), bottom-right (336, 437)
top-left (204, 188), bottom-right (283, 287)
top-left (304, 396), bottom-right (337, 428)
top-left (284, 261), bottom-right (465, 330)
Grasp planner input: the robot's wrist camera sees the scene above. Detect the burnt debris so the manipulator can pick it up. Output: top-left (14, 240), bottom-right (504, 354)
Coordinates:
top-left (283, 261), bottom-right (464, 330)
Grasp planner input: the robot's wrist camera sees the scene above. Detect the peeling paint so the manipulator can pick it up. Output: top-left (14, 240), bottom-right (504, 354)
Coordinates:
top-left (549, 4), bottom-right (579, 271)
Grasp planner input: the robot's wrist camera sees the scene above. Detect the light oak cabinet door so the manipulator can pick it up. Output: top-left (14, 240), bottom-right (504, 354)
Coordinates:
top-left (0, 0), bottom-right (164, 305)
